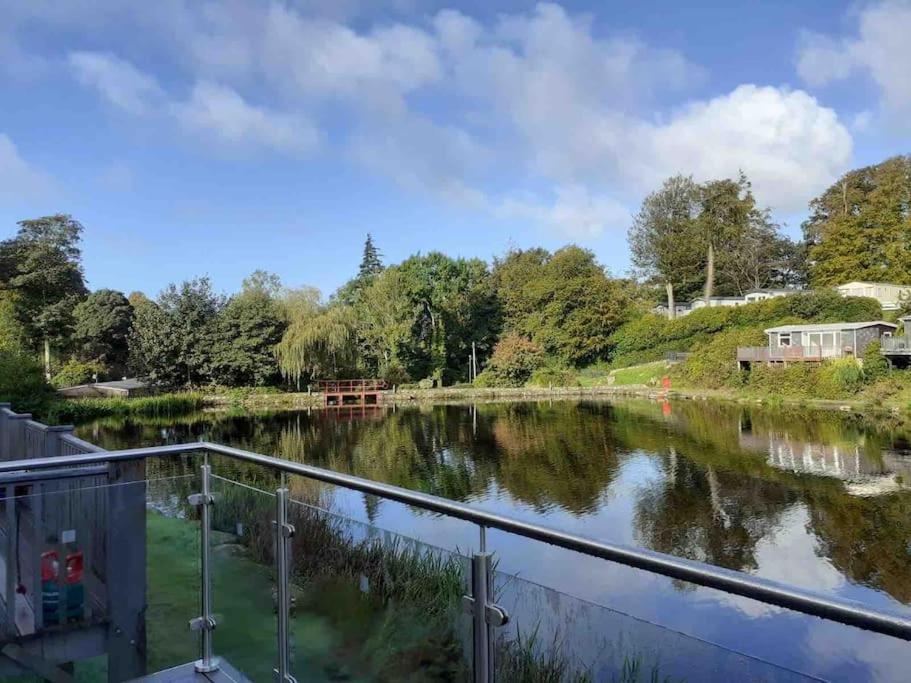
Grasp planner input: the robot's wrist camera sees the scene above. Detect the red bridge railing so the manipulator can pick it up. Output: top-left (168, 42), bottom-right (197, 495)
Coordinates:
top-left (314, 379), bottom-right (388, 393)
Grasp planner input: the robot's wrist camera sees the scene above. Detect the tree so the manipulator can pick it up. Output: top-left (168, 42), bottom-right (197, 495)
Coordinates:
top-left (0, 214), bottom-right (88, 369)
top-left (492, 246), bottom-right (628, 365)
top-left (72, 289), bottom-right (134, 373)
top-left (275, 302), bottom-right (359, 383)
top-left (335, 235), bottom-right (386, 307)
top-left (129, 296), bottom-right (181, 385)
top-left (0, 292), bottom-right (27, 353)
top-left (396, 252), bottom-right (499, 383)
top-left (358, 234), bottom-right (383, 280)
top-left (354, 268), bottom-right (417, 379)
top-left (130, 278), bottom-right (222, 386)
top-left (803, 156), bottom-right (911, 287)
top-left (475, 333), bottom-right (544, 387)
top-left (629, 176), bottom-right (703, 318)
top-left (698, 173), bottom-right (765, 299)
top-left (208, 275), bottom-right (286, 386)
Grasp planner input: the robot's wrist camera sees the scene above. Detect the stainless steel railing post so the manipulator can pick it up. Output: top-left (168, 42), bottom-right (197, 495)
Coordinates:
top-left (188, 463), bottom-right (219, 673)
top-left (465, 525), bottom-right (508, 683)
top-left (274, 487), bottom-right (297, 683)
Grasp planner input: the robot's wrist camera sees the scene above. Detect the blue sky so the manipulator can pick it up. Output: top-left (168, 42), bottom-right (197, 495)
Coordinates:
top-left (1, 1), bottom-right (909, 297)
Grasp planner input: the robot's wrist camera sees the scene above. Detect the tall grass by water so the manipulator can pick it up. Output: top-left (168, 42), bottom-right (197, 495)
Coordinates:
top-left (46, 392), bottom-right (206, 423)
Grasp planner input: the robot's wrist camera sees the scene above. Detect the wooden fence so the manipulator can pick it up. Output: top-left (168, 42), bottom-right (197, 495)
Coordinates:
top-left (0, 404), bottom-right (147, 681)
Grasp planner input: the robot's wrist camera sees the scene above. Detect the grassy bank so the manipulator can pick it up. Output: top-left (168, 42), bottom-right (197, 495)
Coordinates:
top-left (45, 392), bottom-right (206, 424)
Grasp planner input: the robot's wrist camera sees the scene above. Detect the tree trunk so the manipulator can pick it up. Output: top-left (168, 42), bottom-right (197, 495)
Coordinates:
top-left (704, 242), bottom-right (715, 302)
top-left (43, 338), bottom-right (51, 379)
top-left (665, 282), bottom-right (676, 320)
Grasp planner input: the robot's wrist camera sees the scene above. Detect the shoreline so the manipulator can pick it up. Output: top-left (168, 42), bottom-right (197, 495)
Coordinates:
top-left (202, 383), bottom-right (906, 420)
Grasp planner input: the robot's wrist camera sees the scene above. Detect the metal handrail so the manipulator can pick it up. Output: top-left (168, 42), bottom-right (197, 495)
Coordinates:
top-left (3, 441), bottom-right (911, 641)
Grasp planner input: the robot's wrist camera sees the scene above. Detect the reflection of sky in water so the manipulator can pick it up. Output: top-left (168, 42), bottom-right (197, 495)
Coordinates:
top-left (82, 400), bottom-right (911, 681)
top-left (325, 456), bottom-right (910, 681)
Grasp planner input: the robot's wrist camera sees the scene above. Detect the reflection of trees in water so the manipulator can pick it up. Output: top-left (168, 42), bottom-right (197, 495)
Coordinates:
top-left (805, 489), bottom-right (911, 603)
top-left (633, 455), bottom-right (795, 576)
top-left (83, 399), bottom-right (911, 604)
top-left (488, 402), bottom-right (621, 513)
top-left (617, 400), bottom-right (911, 604)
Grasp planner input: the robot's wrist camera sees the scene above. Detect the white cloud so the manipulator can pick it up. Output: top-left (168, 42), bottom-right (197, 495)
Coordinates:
top-left (498, 186), bottom-right (631, 239)
top-left (37, 2), bottom-right (859, 234)
top-left (643, 85), bottom-right (853, 213)
top-left (173, 81), bottom-right (321, 155)
top-left (68, 52), bottom-right (320, 156)
top-left (69, 51), bottom-right (164, 115)
top-left (797, 1), bottom-right (911, 123)
top-left (261, 3), bottom-right (441, 104)
top-left (0, 133), bottom-right (52, 200)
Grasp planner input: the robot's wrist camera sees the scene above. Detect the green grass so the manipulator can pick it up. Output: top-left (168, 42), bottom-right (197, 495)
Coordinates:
top-left (44, 392), bottom-right (206, 424)
top-left (609, 362), bottom-right (669, 387)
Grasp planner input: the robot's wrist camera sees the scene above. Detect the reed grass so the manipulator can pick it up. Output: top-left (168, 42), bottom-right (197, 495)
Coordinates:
top-left (46, 392), bottom-right (206, 423)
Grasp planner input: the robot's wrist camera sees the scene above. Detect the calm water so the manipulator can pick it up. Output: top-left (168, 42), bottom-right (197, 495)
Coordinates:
top-left (78, 399), bottom-right (911, 681)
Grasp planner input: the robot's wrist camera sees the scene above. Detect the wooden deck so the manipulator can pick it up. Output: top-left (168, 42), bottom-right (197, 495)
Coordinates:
top-left (128, 660), bottom-right (251, 682)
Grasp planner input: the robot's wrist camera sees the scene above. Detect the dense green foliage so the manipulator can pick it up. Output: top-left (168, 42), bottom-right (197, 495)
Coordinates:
top-left (673, 327), bottom-right (766, 389)
top-left (493, 246), bottom-right (632, 365)
top-left (863, 340), bottom-right (890, 383)
top-left (208, 280), bottom-right (285, 386)
top-left (804, 156), bottom-right (911, 287)
top-left (629, 173), bottom-right (800, 315)
top-left (0, 214), bottom-right (88, 360)
top-left (3, 154), bottom-right (908, 399)
top-left (51, 359), bottom-right (106, 388)
top-left (474, 334), bottom-right (545, 387)
top-left (610, 290), bottom-right (882, 368)
top-left (73, 289), bottom-right (134, 372)
top-left (0, 348), bottom-right (54, 414)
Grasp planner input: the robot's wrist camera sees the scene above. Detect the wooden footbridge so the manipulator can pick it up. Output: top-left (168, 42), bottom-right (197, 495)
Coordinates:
top-left (314, 379), bottom-right (387, 407)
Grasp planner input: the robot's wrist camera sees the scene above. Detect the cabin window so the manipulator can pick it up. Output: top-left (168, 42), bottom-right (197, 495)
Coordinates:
top-left (883, 331), bottom-right (892, 338)
top-left (779, 333), bottom-right (791, 347)
top-left (807, 332), bottom-right (836, 348)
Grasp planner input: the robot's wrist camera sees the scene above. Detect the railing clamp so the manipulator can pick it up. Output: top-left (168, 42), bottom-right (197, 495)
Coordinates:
top-left (187, 492), bottom-right (215, 506)
top-left (188, 615), bottom-right (218, 632)
top-left (461, 595), bottom-right (509, 627)
top-left (272, 520), bottom-right (296, 539)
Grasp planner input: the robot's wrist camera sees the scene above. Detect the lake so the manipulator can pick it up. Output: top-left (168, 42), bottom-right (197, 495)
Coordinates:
top-left (77, 398), bottom-right (911, 681)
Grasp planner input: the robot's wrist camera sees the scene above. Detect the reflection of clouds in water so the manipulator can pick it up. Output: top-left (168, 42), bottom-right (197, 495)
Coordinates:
top-left (691, 505), bottom-right (843, 619)
top-left (752, 505), bottom-right (842, 592)
top-left (803, 619), bottom-right (909, 682)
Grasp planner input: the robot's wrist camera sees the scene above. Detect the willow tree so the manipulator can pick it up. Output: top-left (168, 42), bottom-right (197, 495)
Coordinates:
top-left (275, 304), bottom-right (358, 384)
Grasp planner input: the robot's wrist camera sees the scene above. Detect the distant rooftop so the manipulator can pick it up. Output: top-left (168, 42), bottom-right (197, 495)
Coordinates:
top-left (764, 321), bottom-right (897, 334)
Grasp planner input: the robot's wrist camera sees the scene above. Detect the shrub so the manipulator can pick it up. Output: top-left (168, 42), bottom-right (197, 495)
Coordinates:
top-left (526, 365), bottom-right (580, 388)
top-left (476, 334), bottom-right (545, 387)
top-left (382, 363), bottom-right (411, 387)
top-left (609, 291), bottom-right (883, 367)
top-left (746, 363), bottom-right (821, 398)
top-left (817, 358), bottom-right (865, 398)
top-left (51, 359), bottom-right (106, 388)
top-left (0, 349), bottom-right (55, 415)
top-left (862, 341), bottom-right (890, 383)
top-left (674, 327), bottom-right (767, 389)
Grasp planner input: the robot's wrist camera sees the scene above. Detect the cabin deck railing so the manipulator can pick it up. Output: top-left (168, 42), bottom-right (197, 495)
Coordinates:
top-left (881, 336), bottom-right (911, 354)
top-left (737, 345), bottom-right (844, 362)
top-left (2, 404), bottom-right (911, 681)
